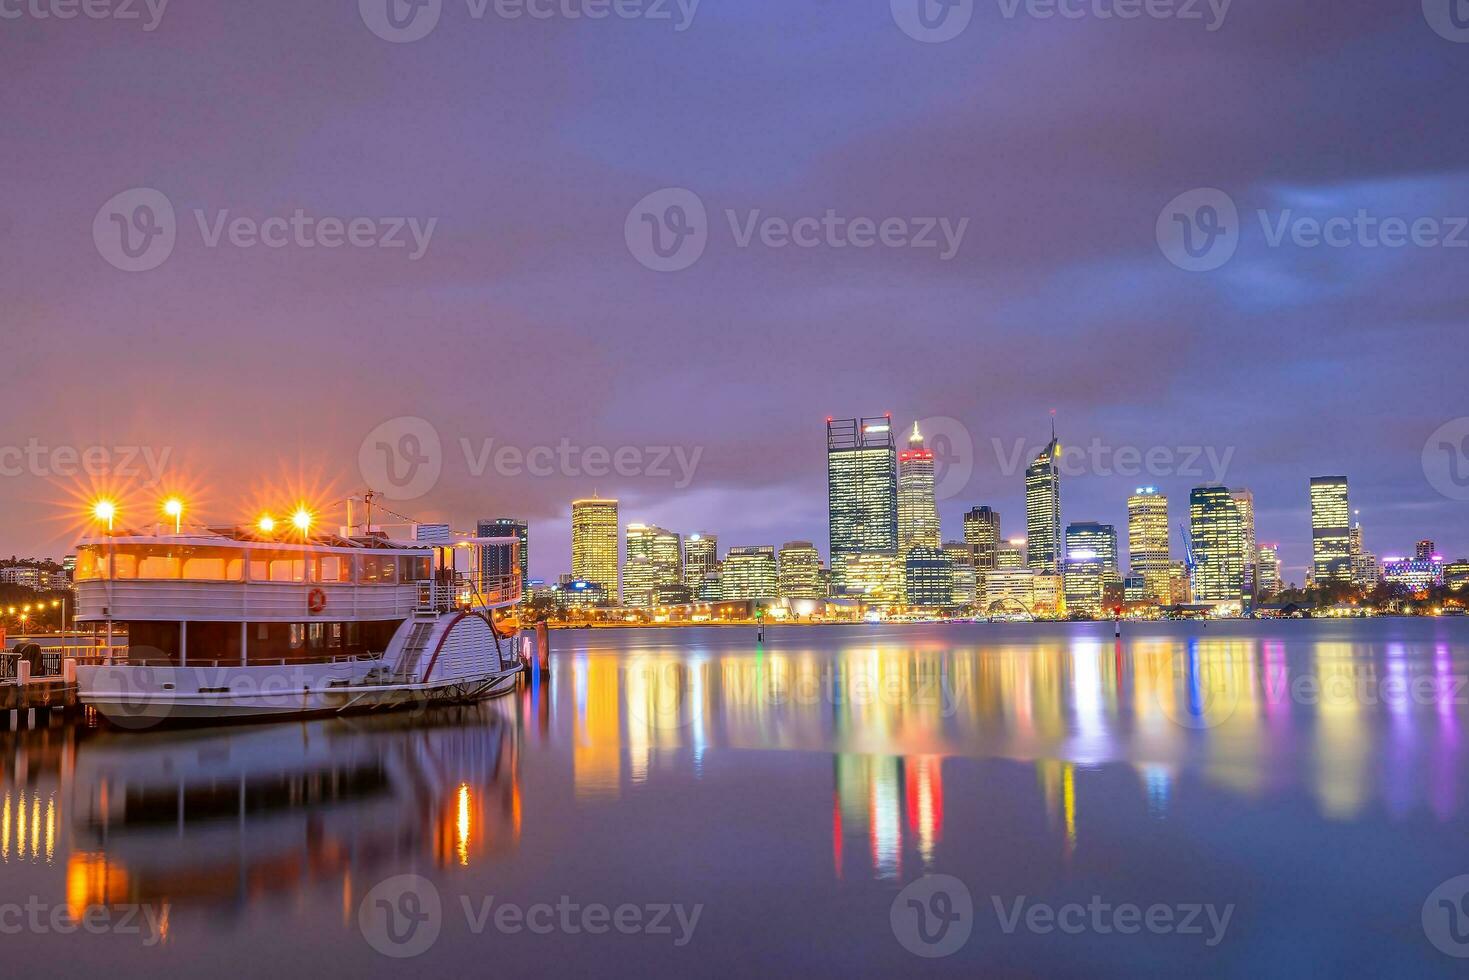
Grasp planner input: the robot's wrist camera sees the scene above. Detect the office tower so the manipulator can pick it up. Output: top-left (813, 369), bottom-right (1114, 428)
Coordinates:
top-left (1189, 486), bottom-right (1245, 603)
top-left (571, 497), bottom-right (619, 599)
top-left (1168, 560), bottom-right (1192, 605)
top-left (1062, 555), bottom-right (1104, 617)
top-left (414, 523), bottom-right (451, 544)
top-left (1310, 476), bottom-right (1351, 584)
top-left (963, 506), bottom-right (1001, 569)
top-left (1126, 488), bottom-right (1171, 603)
top-left (904, 546), bottom-right (954, 607)
top-left (1256, 544), bottom-right (1281, 598)
top-left (1444, 560), bottom-right (1469, 591)
top-left (1064, 522), bottom-right (1118, 574)
top-left (996, 539), bottom-right (1027, 569)
top-left (1416, 539), bottom-right (1437, 560)
top-left (840, 553), bottom-right (904, 607)
top-left (699, 566), bottom-right (724, 602)
top-left (621, 556), bottom-right (658, 607)
top-left (828, 416), bottom-right (899, 588)
top-left (1024, 424), bottom-right (1062, 574)
top-left (1230, 489), bottom-right (1256, 595)
top-left (897, 421), bottom-right (941, 552)
top-left (1381, 554), bottom-right (1445, 590)
top-left (478, 518), bottom-right (528, 586)
top-left (722, 546), bottom-right (779, 601)
top-left (778, 541), bottom-right (823, 600)
top-left (1350, 520), bottom-right (1377, 588)
top-left (683, 533), bottom-right (718, 591)
top-left (984, 567), bottom-right (1036, 615)
top-left (626, 523), bottom-right (682, 587)
top-left (950, 562), bottom-right (978, 607)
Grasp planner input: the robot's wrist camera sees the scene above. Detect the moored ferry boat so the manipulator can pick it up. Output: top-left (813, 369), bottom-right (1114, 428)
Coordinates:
top-left (71, 513), bottom-right (524, 726)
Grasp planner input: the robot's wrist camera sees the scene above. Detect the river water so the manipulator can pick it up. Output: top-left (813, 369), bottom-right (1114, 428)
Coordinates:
top-left (2, 620), bottom-right (1467, 977)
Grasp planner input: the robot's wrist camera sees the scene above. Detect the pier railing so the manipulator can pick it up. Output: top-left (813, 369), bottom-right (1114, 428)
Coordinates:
top-left (0, 646), bottom-right (122, 681)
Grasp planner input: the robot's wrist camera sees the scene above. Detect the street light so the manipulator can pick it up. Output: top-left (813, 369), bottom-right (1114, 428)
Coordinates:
top-left (292, 507), bottom-right (313, 535)
top-left (93, 499), bottom-right (117, 532)
top-left (258, 515), bottom-right (276, 535)
top-left (164, 497), bottom-right (184, 533)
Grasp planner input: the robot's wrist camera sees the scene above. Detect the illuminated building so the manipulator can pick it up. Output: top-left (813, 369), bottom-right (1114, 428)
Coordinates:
top-left (897, 421), bottom-right (941, 552)
top-left (1024, 424), bottom-right (1062, 574)
top-left (1230, 489), bottom-right (1256, 595)
top-left (1126, 488), bottom-right (1170, 604)
top-left (1256, 544), bottom-right (1281, 598)
top-left (984, 567), bottom-right (1036, 615)
top-left (722, 546), bottom-right (779, 601)
top-left (1417, 539), bottom-right (1437, 560)
top-left (962, 506), bottom-right (1000, 570)
top-left (996, 539), bottom-right (1026, 569)
top-left (1123, 575), bottom-right (1148, 602)
top-left (1189, 486), bottom-right (1244, 603)
top-left (1032, 574), bottom-right (1062, 617)
top-left (838, 553), bottom-right (904, 608)
top-left (654, 583), bottom-right (692, 605)
top-left (950, 562), bottom-right (977, 607)
top-left (1444, 560), bottom-right (1469, 591)
top-left (778, 541), bottom-right (823, 599)
top-left (1381, 554), bottom-right (1445, 591)
top-left (904, 546), bottom-right (954, 608)
top-left (1065, 522), bottom-right (1117, 574)
top-left (683, 533), bottom-right (718, 590)
top-left (1168, 560), bottom-right (1192, 605)
top-left (477, 518), bottom-right (528, 589)
top-left (827, 416), bottom-right (898, 591)
top-left (571, 497), bottom-right (619, 600)
top-left (621, 556), bottom-right (658, 607)
top-left (626, 523), bottom-right (682, 591)
top-left (1062, 555), bottom-right (1104, 617)
top-left (1310, 476), bottom-right (1351, 584)
top-left (699, 568), bottom-right (723, 601)
top-left (1350, 521), bottom-right (1378, 588)
top-left (552, 576), bottom-right (607, 610)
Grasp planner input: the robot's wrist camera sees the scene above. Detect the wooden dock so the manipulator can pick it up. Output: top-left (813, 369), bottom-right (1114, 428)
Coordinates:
top-left (0, 677), bottom-right (78, 711)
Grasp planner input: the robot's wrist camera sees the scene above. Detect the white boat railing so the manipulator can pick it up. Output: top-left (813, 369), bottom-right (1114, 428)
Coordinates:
top-left (417, 573), bottom-right (521, 613)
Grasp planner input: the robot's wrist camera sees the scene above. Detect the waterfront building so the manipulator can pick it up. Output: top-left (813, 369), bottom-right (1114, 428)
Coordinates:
top-left (1256, 544), bottom-right (1282, 598)
top-left (984, 567), bottom-right (1036, 616)
top-left (997, 538), bottom-right (1027, 569)
top-left (571, 497), bottom-right (619, 599)
top-left (897, 421), bottom-right (942, 552)
top-left (1230, 489), bottom-right (1256, 595)
top-left (904, 546), bottom-right (954, 608)
top-left (1024, 425), bottom-right (1062, 574)
top-left (1031, 574), bottom-right (1062, 618)
top-left (1381, 554), bottom-right (1445, 591)
top-left (1168, 560), bottom-right (1193, 605)
top-left (778, 541), bottom-right (823, 600)
top-left (553, 576), bottom-right (607, 610)
top-left (1349, 521), bottom-right (1378, 588)
top-left (722, 546), bottom-right (779, 601)
top-left (1126, 488), bottom-right (1171, 604)
top-left (828, 416), bottom-right (899, 590)
top-left (699, 567), bottom-right (724, 602)
top-left (621, 555), bottom-right (659, 607)
top-left (478, 518), bottom-right (528, 588)
top-left (1062, 556), bottom-right (1104, 618)
top-left (654, 583), bottom-right (692, 605)
top-left (626, 523), bottom-right (682, 588)
top-left (838, 553), bottom-right (904, 608)
top-left (1189, 486), bottom-right (1245, 603)
top-left (1445, 560), bottom-right (1469, 591)
top-left (962, 506), bottom-right (1001, 570)
top-left (1123, 575), bottom-right (1148, 603)
top-left (683, 533), bottom-right (719, 590)
top-left (1310, 476), bottom-right (1352, 584)
top-left (1065, 522), bottom-right (1118, 574)
top-left (951, 563), bottom-right (978, 608)
top-left (1417, 539), bottom-right (1437, 560)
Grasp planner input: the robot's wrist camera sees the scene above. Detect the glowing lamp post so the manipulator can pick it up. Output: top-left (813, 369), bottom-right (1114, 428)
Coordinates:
top-left (92, 499), bottom-right (117, 533)
top-left (164, 497), bottom-right (184, 534)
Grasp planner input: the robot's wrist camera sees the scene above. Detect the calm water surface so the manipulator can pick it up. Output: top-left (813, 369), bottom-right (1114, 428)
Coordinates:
top-left (3, 620), bottom-right (1468, 977)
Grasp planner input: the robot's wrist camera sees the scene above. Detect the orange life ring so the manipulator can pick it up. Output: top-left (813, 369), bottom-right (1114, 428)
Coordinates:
top-left (307, 588), bottom-right (328, 614)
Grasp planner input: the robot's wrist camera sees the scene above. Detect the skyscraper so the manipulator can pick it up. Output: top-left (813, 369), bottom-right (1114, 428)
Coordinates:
top-left (722, 546), bottom-right (779, 601)
top-left (1024, 424), bottom-right (1062, 575)
top-left (621, 556), bottom-right (658, 607)
top-left (1230, 489), bottom-right (1256, 595)
top-left (778, 541), bottom-right (823, 600)
top-left (571, 497), bottom-right (619, 599)
top-left (1064, 522), bottom-right (1118, 574)
top-left (477, 517), bottom-right (528, 587)
top-left (626, 523), bottom-right (682, 588)
top-left (1189, 486), bottom-right (1244, 603)
top-left (897, 421), bottom-right (941, 552)
top-left (683, 533), bottom-right (718, 590)
top-left (963, 506), bottom-right (1001, 570)
top-left (1310, 476), bottom-right (1351, 584)
top-left (904, 546), bottom-right (954, 607)
top-left (1126, 488), bottom-right (1170, 603)
top-left (1257, 544), bottom-right (1281, 597)
top-left (827, 416), bottom-right (898, 589)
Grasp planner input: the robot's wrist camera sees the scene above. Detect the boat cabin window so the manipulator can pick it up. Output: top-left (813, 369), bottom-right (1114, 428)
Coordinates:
top-left (78, 545), bottom-right (246, 581)
top-left (359, 554), bottom-right (399, 584)
top-left (402, 556), bottom-right (432, 581)
top-left (315, 554), bottom-right (353, 583)
top-left (250, 552), bottom-right (308, 583)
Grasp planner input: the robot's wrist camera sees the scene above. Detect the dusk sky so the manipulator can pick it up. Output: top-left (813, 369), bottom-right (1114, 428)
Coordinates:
top-left (3, 0), bottom-right (1468, 582)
